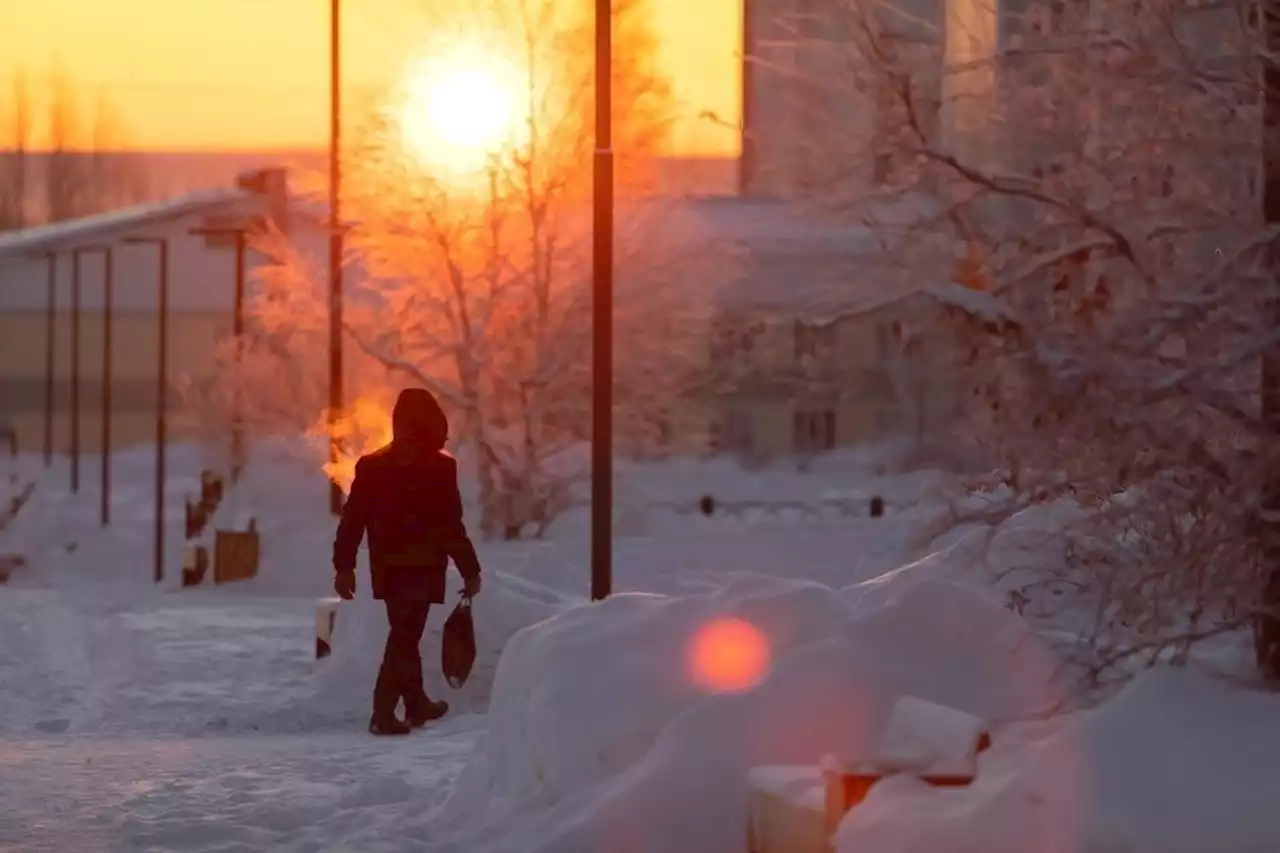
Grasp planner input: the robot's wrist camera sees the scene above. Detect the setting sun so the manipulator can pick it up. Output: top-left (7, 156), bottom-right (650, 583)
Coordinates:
top-left (397, 47), bottom-right (525, 172)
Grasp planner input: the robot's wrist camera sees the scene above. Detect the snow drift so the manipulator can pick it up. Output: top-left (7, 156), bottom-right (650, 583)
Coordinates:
top-left (836, 666), bottom-right (1280, 853)
top-left (418, 573), bottom-right (1068, 853)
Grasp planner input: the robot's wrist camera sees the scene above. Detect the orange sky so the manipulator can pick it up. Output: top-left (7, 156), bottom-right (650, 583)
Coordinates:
top-left (0, 0), bottom-right (740, 156)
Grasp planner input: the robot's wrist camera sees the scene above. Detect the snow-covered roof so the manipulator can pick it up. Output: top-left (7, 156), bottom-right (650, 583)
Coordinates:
top-left (681, 195), bottom-right (947, 318)
top-left (254, 192), bottom-right (944, 322)
top-left (0, 188), bottom-right (255, 260)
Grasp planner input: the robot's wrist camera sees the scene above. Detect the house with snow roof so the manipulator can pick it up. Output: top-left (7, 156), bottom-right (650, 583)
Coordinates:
top-left (0, 168), bottom-right (318, 456)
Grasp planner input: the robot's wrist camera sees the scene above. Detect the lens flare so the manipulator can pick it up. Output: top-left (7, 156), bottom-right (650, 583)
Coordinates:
top-left (688, 617), bottom-right (771, 693)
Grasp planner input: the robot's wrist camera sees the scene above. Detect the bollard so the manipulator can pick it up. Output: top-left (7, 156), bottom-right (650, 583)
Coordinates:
top-left (200, 469), bottom-right (224, 510)
top-left (181, 543), bottom-right (210, 587)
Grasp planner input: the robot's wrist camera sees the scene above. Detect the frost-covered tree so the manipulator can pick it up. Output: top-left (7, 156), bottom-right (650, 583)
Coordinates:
top-left (204, 0), bottom-right (729, 539)
top-left (762, 0), bottom-right (1280, 684)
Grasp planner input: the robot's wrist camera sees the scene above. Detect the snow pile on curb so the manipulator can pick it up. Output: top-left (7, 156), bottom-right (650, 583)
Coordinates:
top-left (836, 667), bottom-right (1280, 853)
top-left (420, 573), bottom-right (1067, 853)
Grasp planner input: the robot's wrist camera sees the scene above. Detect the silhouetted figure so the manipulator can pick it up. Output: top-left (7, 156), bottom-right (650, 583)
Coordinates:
top-left (869, 496), bottom-right (885, 518)
top-left (699, 494), bottom-right (716, 517)
top-left (333, 388), bottom-right (484, 736)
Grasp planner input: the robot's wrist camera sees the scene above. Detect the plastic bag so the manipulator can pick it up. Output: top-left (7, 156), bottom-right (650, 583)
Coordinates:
top-left (442, 596), bottom-right (476, 689)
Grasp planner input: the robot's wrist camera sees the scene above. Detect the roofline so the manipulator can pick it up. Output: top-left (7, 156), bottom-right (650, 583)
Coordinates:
top-left (0, 188), bottom-right (257, 261)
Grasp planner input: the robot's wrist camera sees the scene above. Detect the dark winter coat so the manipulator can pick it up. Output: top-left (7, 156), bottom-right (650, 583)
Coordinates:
top-left (332, 388), bottom-right (482, 602)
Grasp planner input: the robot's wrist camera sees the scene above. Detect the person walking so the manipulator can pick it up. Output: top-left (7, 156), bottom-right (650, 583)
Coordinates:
top-left (332, 388), bottom-right (483, 736)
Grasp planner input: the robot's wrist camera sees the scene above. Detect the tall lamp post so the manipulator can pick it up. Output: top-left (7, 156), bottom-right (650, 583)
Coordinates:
top-left (328, 0), bottom-right (345, 516)
top-left (123, 235), bottom-right (170, 585)
top-left (590, 0), bottom-right (614, 600)
top-left (1258, 0), bottom-right (1280, 681)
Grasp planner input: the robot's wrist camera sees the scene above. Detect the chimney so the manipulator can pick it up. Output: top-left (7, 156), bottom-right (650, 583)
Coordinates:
top-left (236, 167), bottom-right (290, 233)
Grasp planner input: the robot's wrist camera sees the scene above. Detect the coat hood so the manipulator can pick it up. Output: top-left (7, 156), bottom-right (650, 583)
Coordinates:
top-left (391, 388), bottom-right (448, 451)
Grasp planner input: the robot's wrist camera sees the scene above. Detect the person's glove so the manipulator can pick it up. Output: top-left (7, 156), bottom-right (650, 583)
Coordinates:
top-left (462, 573), bottom-right (482, 599)
top-left (334, 569), bottom-right (356, 601)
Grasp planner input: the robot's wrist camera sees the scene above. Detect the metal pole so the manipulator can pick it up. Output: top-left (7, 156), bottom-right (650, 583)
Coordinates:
top-left (590, 0), bottom-right (614, 600)
top-left (738, 0), bottom-right (755, 194)
top-left (70, 249), bottom-right (81, 494)
top-left (124, 236), bottom-right (170, 584)
top-left (157, 239), bottom-right (169, 585)
top-left (100, 248), bottom-right (113, 526)
top-left (1258, 0), bottom-right (1280, 681)
top-left (42, 251), bottom-right (55, 468)
top-left (328, 0), bottom-right (346, 516)
top-left (232, 231), bottom-right (246, 481)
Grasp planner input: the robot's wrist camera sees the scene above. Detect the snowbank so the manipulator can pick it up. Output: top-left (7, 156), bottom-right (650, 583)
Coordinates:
top-left (3, 446), bottom-right (210, 589)
top-left (420, 573), bottom-right (1067, 853)
top-left (7, 435), bottom-right (985, 599)
top-left (836, 667), bottom-right (1280, 853)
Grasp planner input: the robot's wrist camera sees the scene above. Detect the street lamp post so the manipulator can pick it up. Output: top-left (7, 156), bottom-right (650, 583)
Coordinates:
top-left (590, 0), bottom-right (614, 600)
top-left (123, 235), bottom-right (171, 585)
top-left (328, 0), bottom-right (345, 517)
top-left (1258, 0), bottom-right (1280, 681)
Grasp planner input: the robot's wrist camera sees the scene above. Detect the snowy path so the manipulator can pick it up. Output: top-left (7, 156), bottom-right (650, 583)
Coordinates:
top-left (1, 582), bottom-right (481, 852)
top-left (0, 731), bottom-right (476, 853)
top-left (1, 585), bottom-right (337, 736)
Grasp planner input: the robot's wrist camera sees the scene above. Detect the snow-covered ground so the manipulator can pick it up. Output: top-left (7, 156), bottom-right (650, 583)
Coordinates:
top-left (1, 440), bottom-right (1276, 853)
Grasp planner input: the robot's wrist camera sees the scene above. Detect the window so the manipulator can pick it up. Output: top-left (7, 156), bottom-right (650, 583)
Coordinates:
top-left (793, 409), bottom-right (837, 455)
top-left (711, 317), bottom-right (764, 365)
top-left (794, 319), bottom-right (836, 361)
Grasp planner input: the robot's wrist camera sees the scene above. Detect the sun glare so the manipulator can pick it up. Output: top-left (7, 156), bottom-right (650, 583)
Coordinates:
top-left (398, 47), bottom-right (524, 172)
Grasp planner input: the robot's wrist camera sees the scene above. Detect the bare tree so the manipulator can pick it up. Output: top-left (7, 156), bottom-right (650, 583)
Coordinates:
top-left (765, 0), bottom-right (1278, 685)
top-left (0, 72), bottom-right (32, 231)
top-left (200, 0), bottom-right (732, 539)
top-left (45, 68), bottom-right (86, 223)
top-left (43, 67), bottom-right (151, 223)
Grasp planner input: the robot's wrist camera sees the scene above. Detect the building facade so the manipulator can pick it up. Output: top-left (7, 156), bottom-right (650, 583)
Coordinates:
top-left (0, 169), bottom-right (319, 457)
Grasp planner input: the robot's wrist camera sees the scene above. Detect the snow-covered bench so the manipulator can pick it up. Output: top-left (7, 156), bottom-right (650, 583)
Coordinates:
top-left (746, 695), bottom-right (991, 853)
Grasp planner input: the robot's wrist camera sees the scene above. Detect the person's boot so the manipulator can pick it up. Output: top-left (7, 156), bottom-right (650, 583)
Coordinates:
top-left (368, 711), bottom-right (412, 736)
top-left (405, 695), bottom-right (450, 728)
